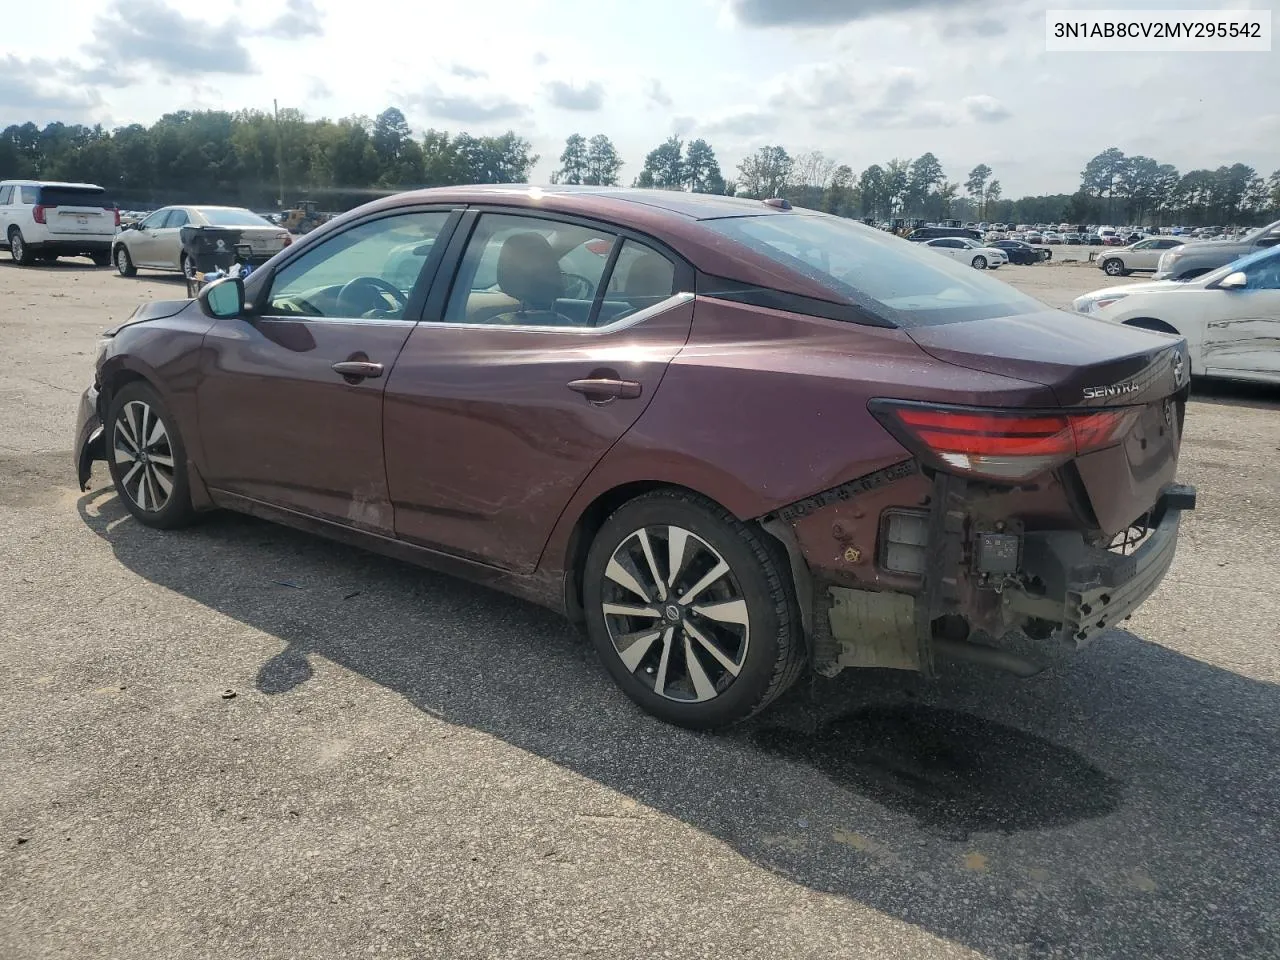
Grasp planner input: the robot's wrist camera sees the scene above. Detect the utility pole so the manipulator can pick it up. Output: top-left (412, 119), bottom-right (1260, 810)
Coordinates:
top-left (274, 98), bottom-right (285, 210)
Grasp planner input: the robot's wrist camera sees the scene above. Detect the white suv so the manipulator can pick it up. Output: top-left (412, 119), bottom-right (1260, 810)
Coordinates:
top-left (0, 180), bottom-right (120, 266)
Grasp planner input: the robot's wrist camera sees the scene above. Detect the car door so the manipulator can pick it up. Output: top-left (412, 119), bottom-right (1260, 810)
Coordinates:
top-left (195, 207), bottom-right (460, 529)
top-left (149, 208), bottom-right (189, 269)
top-left (383, 210), bottom-right (695, 573)
top-left (130, 208), bottom-right (171, 265)
top-left (1125, 239), bottom-right (1158, 269)
top-left (1201, 250), bottom-right (1280, 381)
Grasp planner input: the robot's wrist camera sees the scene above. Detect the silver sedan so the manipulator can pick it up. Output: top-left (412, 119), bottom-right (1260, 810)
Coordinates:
top-left (112, 205), bottom-right (291, 278)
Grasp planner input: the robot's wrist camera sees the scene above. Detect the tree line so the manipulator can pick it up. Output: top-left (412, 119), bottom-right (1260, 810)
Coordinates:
top-left (3, 106), bottom-right (1278, 227)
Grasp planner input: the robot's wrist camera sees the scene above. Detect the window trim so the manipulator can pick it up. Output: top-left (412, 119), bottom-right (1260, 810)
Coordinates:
top-left (422, 205), bottom-right (692, 334)
top-left (250, 205), bottom-right (464, 324)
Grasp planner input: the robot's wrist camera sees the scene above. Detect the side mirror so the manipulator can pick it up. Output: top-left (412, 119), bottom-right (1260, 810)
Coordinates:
top-left (1218, 271), bottom-right (1248, 290)
top-left (199, 276), bottom-right (245, 318)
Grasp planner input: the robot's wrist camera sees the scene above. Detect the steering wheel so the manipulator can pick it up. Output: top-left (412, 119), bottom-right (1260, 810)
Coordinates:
top-left (337, 276), bottom-right (408, 317)
top-left (560, 272), bottom-right (595, 300)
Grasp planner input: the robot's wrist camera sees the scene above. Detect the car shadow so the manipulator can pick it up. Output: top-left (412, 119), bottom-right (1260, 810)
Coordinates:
top-left (77, 489), bottom-right (1280, 959)
top-left (1190, 378), bottom-right (1280, 411)
top-left (0, 256), bottom-right (106, 271)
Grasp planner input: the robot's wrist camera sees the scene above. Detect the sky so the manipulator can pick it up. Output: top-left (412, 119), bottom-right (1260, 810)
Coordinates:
top-left (2, 0), bottom-right (1278, 197)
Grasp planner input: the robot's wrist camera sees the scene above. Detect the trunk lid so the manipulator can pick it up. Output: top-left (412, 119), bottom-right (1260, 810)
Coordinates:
top-left (904, 308), bottom-right (1190, 535)
top-left (48, 205), bottom-right (113, 236)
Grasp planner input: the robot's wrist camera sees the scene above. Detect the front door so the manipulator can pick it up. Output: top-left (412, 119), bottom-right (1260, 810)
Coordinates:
top-left (384, 212), bottom-right (694, 572)
top-left (130, 208), bottom-right (171, 266)
top-left (196, 208), bottom-right (457, 530)
top-left (1202, 250), bottom-right (1280, 382)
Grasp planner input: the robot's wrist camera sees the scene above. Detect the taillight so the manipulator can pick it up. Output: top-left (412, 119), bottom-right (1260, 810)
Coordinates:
top-left (32, 205), bottom-right (47, 224)
top-left (280, 232), bottom-right (292, 247)
top-left (114, 207), bottom-right (121, 227)
top-left (871, 401), bottom-right (1141, 481)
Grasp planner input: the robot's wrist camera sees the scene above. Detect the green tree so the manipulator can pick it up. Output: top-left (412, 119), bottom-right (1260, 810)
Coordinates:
top-left (681, 138), bottom-right (724, 193)
top-left (584, 134), bottom-right (623, 186)
top-left (634, 136), bottom-right (684, 189)
top-left (858, 164), bottom-right (887, 218)
top-left (906, 152), bottom-right (944, 216)
top-left (884, 158), bottom-right (910, 215)
top-left (551, 133), bottom-right (589, 184)
top-left (965, 164), bottom-right (992, 211)
top-left (736, 145), bottom-right (792, 199)
top-left (1081, 147), bottom-right (1127, 222)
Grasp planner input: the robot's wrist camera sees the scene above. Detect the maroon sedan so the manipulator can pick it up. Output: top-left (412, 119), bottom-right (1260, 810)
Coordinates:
top-left (75, 186), bottom-right (1195, 729)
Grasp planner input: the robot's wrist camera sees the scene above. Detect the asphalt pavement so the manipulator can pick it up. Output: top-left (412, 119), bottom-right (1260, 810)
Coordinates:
top-left (2, 257), bottom-right (1278, 960)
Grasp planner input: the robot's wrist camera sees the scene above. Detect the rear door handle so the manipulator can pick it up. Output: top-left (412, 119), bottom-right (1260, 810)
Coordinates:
top-left (332, 360), bottom-right (384, 380)
top-left (567, 378), bottom-right (642, 401)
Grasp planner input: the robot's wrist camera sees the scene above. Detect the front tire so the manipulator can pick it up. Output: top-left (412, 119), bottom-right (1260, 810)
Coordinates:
top-left (115, 244), bottom-right (137, 277)
top-left (1103, 258), bottom-right (1127, 276)
top-left (583, 490), bottom-right (805, 729)
top-left (971, 255), bottom-right (987, 270)
top-left (105, 382), bottom-right (196, 529)
top-left (8, 228), bottom-right (33, 265)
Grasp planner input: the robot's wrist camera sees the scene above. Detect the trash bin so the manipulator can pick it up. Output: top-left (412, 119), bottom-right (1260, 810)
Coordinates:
top-left (181, 225), bottom-right (255, 296)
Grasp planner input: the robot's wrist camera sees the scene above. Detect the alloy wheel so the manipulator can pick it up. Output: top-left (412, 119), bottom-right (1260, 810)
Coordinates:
top-left (182, 255), bottom-right (195, 279)
top-left (10, 233), bottom-right (24, 262)
top-left (117, 247), bottom-right (129, 273)
top-left (112, 400), bottom-right (177, 513)
top-left (600, 525), bottom-right (750, 703)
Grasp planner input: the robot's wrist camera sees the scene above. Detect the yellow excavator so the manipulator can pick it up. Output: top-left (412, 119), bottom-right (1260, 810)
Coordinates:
top-left (280, 200), bottom-right (331, 235)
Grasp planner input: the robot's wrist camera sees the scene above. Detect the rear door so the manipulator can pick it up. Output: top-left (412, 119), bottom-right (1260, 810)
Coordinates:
top-left (383, 210), bottom-right (694, 572)
top-left (196, 207), bottom-right (459, 528)
top-left (1202, 251), bottom-right (1280, 382)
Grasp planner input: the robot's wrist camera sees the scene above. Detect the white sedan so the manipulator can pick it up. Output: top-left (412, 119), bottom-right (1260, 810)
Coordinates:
top-left (921, 236), bottom-right (1007, 269)
top-left (1072, 246), bottom-right (1280, 384)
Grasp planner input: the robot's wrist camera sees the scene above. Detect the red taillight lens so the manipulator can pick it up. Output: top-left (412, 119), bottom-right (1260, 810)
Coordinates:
top-left (872, 401), bottom-right (1141, 481)
top-left (114, 207), bottom-right (121, 227)
top-left (32, 204), bottom-right (47, 224)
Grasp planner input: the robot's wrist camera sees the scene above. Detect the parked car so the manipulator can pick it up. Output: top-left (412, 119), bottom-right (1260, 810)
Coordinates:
top-left (1064, 233), bottom-right (1083, 245)
top-left (921, 236), bottom-right (1007, 269)
top-left (990, 239), bottom-right (1048, 264)
top-left (1153, 219), bottom-right (1280, 281)
top-left (1102, 235), bottom-right (1127, 246)
top-left (1094, 236), bottom-right (1189, 276)
top-left (1024, 231), bottom-right (1043, 244)
top-left (1085, 234), bottom-right (1103, 245)
top-left (1042, 231), bottom-right (1062, 244)
top-left (0, 180), bottom-right (119, 265)
top-left (1074, 245), bottom-right (1280, 384)
top-left (905, 226), bottom-right (983, 243)
top-left (112, 206), bottom-right (292, 279)
top-left (75, 185), bottom-right (1196, 729)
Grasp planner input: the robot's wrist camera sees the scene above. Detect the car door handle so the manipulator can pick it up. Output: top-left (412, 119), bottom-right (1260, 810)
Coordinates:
top-left (567, 377), bottom-right (642, 401)
top-left (332, 360), bottom-right (384, 380)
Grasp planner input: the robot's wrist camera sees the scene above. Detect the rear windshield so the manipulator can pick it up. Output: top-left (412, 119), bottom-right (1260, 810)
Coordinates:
top-left (704, 213), bottom-right (1044, 328)
top-left (196, 208), bottom-right (273, 227)
top-left (38, 185), bottom-right (112, 208)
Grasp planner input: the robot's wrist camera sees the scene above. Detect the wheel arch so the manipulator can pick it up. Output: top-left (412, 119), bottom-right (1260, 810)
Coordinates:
top-left (558, 479), bottom-right (725, 625)
top-left (1122, 316), bottom-right (1180, 336)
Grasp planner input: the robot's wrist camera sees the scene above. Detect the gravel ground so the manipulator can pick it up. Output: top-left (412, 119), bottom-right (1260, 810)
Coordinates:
top-left (2, 255), bottom-right (1278, 960)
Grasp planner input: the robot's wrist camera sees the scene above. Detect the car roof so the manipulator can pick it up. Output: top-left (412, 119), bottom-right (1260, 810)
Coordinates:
top-left (0, 180), bottom-right (105, 189)
top-left (373, 184), bottom-right (789, 222)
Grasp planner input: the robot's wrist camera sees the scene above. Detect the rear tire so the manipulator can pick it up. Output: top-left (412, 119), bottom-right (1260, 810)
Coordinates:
top-left (8, 228), bottom-right (33, 266)
top-left (114, 244), bottom-right (136, 277)
top-left (105, 382), bottom-right (197, 530)
top-left (971, 255), bottom-right (987, 270)
top-left (583, 490), bottom-right (805, 729)
top-left (181, 253), bottom-right (195, 280)
top-left (90, 251), bottom-right (110, 267)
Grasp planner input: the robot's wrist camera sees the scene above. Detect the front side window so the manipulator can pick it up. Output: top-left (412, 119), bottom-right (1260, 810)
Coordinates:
top-left (703, 212), bottom-right (1043, 328)
top-left (1132, 239), bottom-right (1155, 250)
top-left (1239, 248), bottom-right (1280, 289)
top-left (266, 211), bottom-right (451, 319)
top-left (139, 210), bottom-right (168, 230)
top-left (442, 214), bottom-right (617, 327)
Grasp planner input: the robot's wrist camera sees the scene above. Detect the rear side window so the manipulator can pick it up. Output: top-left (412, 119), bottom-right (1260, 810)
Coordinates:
top-left (703, 213), bottom-right (1044, 328)
top-left (598, 240), bottom-right (676, 326)
top-left (37, 185), bottom-right (111, 207)
top-left (164, 209), bottom-right (190, 228)
top-left (20, 187), bottom-right (38, 204)
top-left (197, 208), bottom-right (273, 227)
